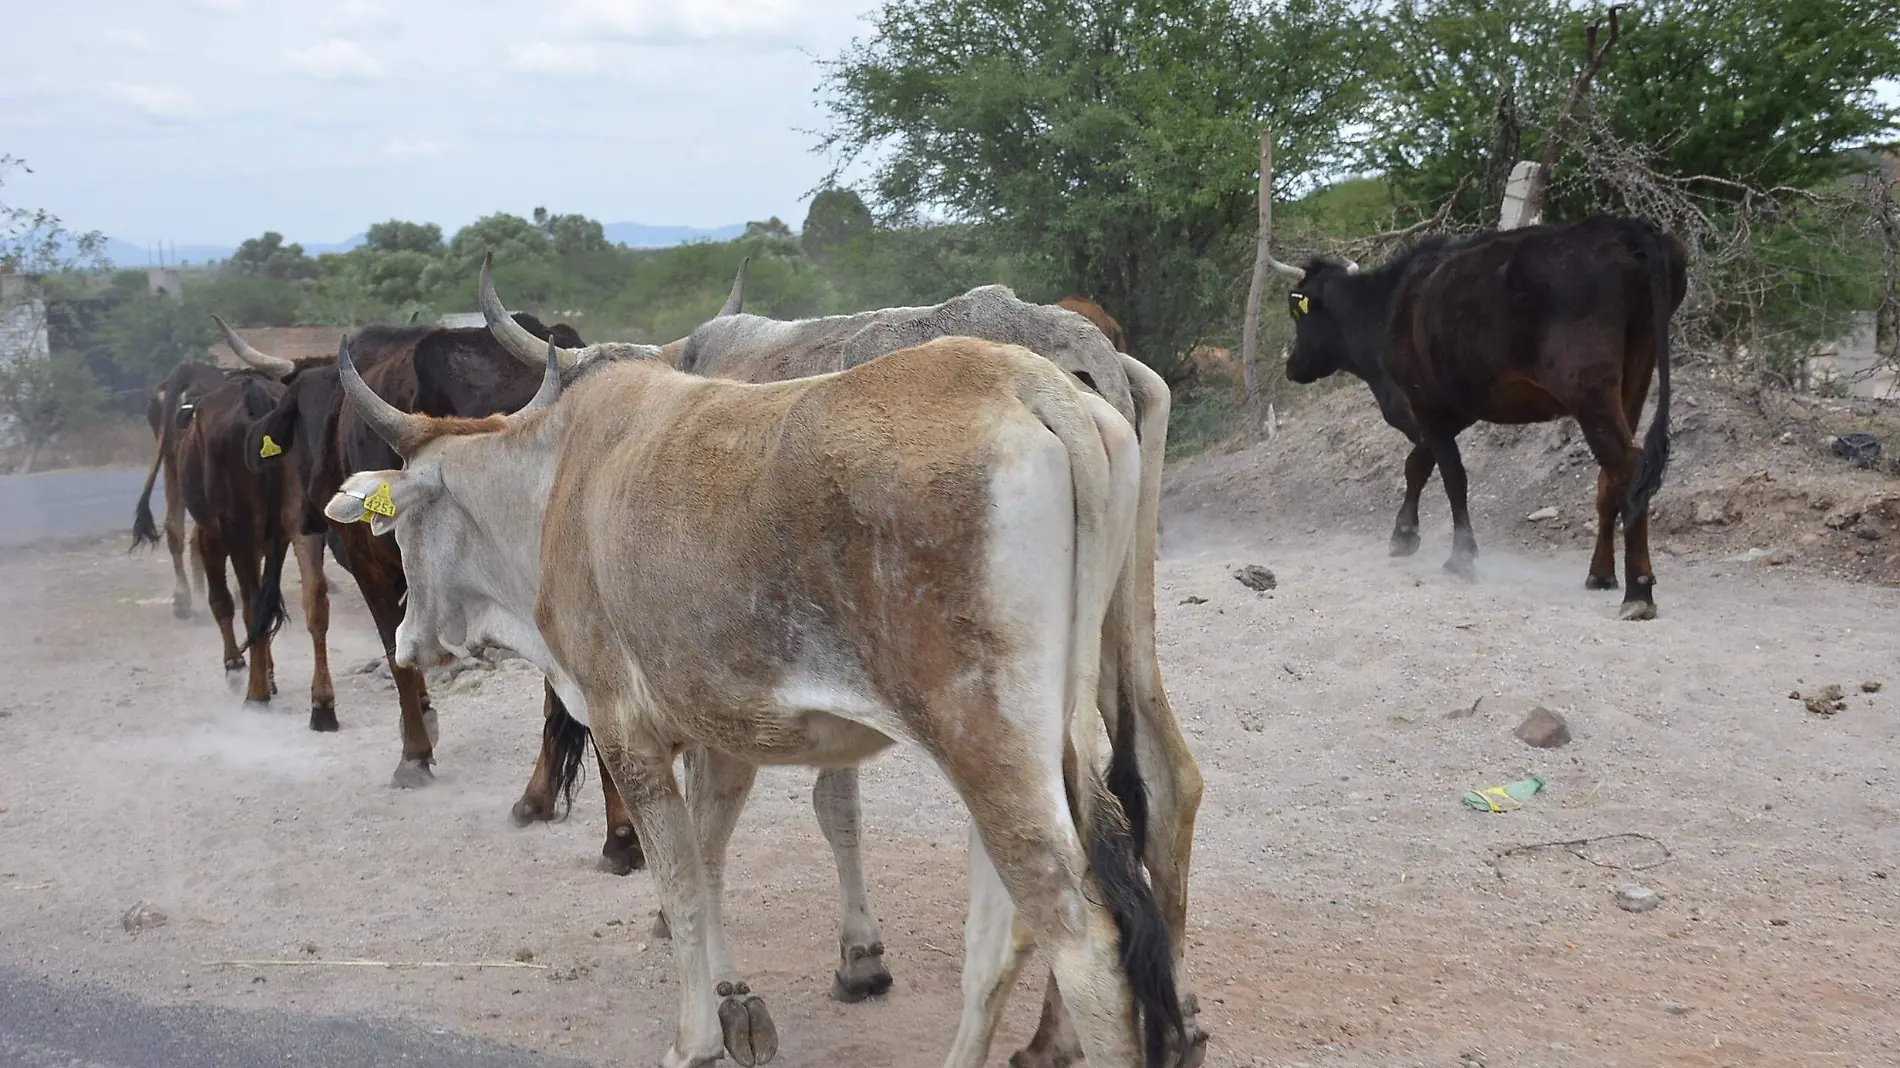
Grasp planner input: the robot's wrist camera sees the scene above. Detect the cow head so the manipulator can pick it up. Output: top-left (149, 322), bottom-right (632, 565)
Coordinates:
top-left (1282, 259), bottom-right (1364, 384)
top-left (323, 335), bottom-right (565, 672)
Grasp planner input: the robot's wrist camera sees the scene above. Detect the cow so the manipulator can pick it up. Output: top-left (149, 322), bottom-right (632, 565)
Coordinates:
top-left (484, 262), bottom-right (1206, 1066)
top-left (1057, 295), bottom-right (1129, 354)
top-left (132, 361), bottom-right (238, 618)
top-left (1274, 214), bottom-right (1687, 620)
top-left (326, 332), bottom-right (1187, 1068)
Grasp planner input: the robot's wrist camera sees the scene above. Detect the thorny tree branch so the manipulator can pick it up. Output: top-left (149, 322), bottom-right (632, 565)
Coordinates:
top-left (1524, 7), bottom-right (1621, 223)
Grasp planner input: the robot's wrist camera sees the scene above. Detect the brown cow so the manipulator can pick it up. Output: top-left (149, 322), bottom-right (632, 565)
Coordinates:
top-left (1057, 295), bottom-right (1128, 354)
top-left (132, 361), bottom-right (231, 618)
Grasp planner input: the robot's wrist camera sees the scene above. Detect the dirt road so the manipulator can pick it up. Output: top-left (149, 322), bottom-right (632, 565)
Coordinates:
top-left (2, 508), bottom-right (1896, 1067)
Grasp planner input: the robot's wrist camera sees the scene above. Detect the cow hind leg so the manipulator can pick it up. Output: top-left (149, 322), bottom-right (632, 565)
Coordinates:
top-left (812, 766), bottom-right (893, 1002)
top-left (597, 755), bottom-right (642, 873)
top-left (164, 461), bottom-right (194, 618)
top-left (1586, 467), bottom-right (1620, 590)
top-left (1424, 430), bottom-right (1479, 581)
top-left (294, 534), bottom-right (337, 730)
top-left (1390, 443), bottom-right (1436, 557)
top-left (1575, 408), bottom-right (1653, 619)
top-left (944, 823), bottom-right (1038, 1068)
top-left (231, 541), bottom-right (272, 706)
top-left (198, 529), bottom-right (244, 675)
top-left (681, 748), bottom-right (778, 1066)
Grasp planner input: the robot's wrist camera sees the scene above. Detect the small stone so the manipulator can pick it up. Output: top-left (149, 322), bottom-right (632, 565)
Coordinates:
top-left (513, 947), bottom-right (535, 963)
top-left (1788, 690), bottom-right (1801, 700)
top-left (1526, 506), bottom-right (1559, 522)
top-left (121, 903), bottom-right (169, 933)
top-left (1179, 596), bottom-right (1208, 605)
top-left (1863, 681), bottom-right (1883, 694)
top-left (1232, 564), bottom-right (1276, 592)
top-left (1514, 706), bottom-right (1571, 748)
top-left (1805, 696), bottom-right (1839, 716)
top-left (1856, 521), bottom-right (1884, 542)
top-left (301, 941), bottom-right (318, 956)
top-left (1663, 1002), bottom-right (1693, 1016)
top-left (1615, 884), bottom-right (1660, 913)
top-left (1692, 498), bottom-right (1732, 525)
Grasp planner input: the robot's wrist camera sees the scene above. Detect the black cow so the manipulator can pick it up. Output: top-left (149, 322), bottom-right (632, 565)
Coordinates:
top-left (1277, 214), bottom-right (1687, 619)
top-left (243, 315), bottom-right (645, 874)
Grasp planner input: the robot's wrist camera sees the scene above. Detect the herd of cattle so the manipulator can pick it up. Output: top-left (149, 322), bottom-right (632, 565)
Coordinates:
top-left (124, 211), bottom-right (1686, 1068)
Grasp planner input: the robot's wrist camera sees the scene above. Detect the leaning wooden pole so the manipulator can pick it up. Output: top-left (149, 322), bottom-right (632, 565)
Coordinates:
top-left (1240, 128), bottom-right (1276, 416)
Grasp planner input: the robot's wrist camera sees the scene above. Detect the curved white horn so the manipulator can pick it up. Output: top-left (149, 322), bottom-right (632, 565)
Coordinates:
top-left (718, 256), bottom-right (748, 317)
top-left (480, 252), bottom-right (579, 371)
top-left (211, 314), bottom-right (296, 379)
top-left (511, 336), bottom-right (565, 420)
top-left (337, 337), bottom-right (430, 457)
top-left (1264, 248), bottom-right (1305, 280)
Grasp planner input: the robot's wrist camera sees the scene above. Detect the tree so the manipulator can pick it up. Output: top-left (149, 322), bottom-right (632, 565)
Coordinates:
top-left (533, 207), bottom-right (612, 258)
top-left (2, 155), bottom-right (107, 472)
top-left (744, 217), bottom-right (797, 241)
top-left (427, 213), bottom-right (555, 296)
top-left (228, 231), bottom-right (318, 280)
top-left (820, 0), bottom-right (1381, 378)
top-left (802, 188), bottom-right (874, 262)
top-left (365, 220), bottom-right (445, 255)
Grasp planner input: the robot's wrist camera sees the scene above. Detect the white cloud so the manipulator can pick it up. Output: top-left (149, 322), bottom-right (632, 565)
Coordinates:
top-left (385, 137), bottom-right (459, 161)
top-left (285, 38), bottom-right (384, 80)
top-left (104, 27), bottom-right (155, 52)
top-left (107, 83), bottom-right (197, 122)
top-left (316, 0), bottom-right (396, 29)
top-left (508, 42), bottom-right (603, 77)
top-left (562, 0), bottom-right (811, 41)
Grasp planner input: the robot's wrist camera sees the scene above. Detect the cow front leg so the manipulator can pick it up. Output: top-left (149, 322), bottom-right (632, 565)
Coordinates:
top-left (601, 739), bottom-right (733, 1068)
top-left (1426, 431), bottom-right (1478, 580)
top-left (1390, 444), bottom-right (1435, 557)
top-left (812, 766), bottom-right (892, 1001)
top-left (198, 529), bottom-right (244, 673)
top-left (294, 534), bottom-right (338, 730)
top-left (683, 748), bottom-right (777, 1066)
top-left (389, 664), bottom-right (435, 787)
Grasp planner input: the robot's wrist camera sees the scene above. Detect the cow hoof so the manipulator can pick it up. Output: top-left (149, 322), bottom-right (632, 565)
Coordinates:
top-left (309, 702), bottom-right (339, 732)
top-left (651, 909), bottom-right (671, 940)
top-left (1442, 556), bottom-right (1478, 582)
top-left (598, 828), bottom-right (645, 875)
top-left (390, 760), bottom-right (434, 789)
top-left (171, 594), bottom-right (193, 620)
top-left (1585, 573), bottom-right (1619, 590)
top-left (830, 940), bottom-right (892, 1002)
top-left (223, 656), bottom-right (246, 672)
top-left (1169, 1018), bottom-right (1211, 1068)
top-left (1619, 600), bottom-right (1658, 622)
top-left (242, 699), bottom-right (271, 712)
top-left (718, 991), bottom-right (777, 1067)
top-left (1388, 531), bottom-right (1421, 557)
top-left (1009, 1042), bottom-right (1082, 1068)
top-left (510, 795), bottom-right (553, 826)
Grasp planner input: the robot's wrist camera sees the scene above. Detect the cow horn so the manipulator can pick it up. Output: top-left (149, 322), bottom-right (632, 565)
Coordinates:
top-left (1264, 248), bottom-right (1305, 281)
top-left (480, 252), bottom-right (580, 372)
top-left (211, 314), bottom-right (296, 379)
top-left (1342, 257), bottom-right (1363, 274)
top-left (511, 336), bottom-right (565, 420)
top-left (336, 337), bottom-right (430, 458)
top-left (718, 256), bottom-right (748, 317)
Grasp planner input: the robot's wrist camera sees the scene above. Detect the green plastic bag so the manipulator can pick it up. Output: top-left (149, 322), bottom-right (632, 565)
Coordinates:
top-left (1462, 775), bottom-right (1546, 813)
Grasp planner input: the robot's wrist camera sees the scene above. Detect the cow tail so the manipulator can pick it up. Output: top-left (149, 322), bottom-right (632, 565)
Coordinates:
top-left (1032, 370), bottom-right (1180, 1067)
top-left (241, 378), bottom-right (291, 652)
top-left (545, 688), bottom-right (592, 818)
top-left (1627, 221), bottom-right (1674, 518)
top-left (131, 389), bottom-right (173, 550)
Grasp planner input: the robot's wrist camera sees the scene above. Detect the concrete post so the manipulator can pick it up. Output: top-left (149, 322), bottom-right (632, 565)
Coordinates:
top-left (1499, 161), bottom-right (1546, 230)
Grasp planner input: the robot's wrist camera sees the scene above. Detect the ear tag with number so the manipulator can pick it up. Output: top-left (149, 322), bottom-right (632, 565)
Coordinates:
top-left (363, 482), bottom-right (397, 520)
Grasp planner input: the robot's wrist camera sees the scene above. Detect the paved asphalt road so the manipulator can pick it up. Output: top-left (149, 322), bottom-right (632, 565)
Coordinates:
top-left (0, 966), bottom-right (587, 1068)
top-left (0, 466), bottom-right (150, 550)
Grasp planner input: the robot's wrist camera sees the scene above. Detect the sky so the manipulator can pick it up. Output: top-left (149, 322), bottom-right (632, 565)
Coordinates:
top-left (2, 0), bottom-right (884, 247)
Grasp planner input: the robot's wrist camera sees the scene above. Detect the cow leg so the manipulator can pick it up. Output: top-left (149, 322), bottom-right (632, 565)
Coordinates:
top-left (944, 823), bottom-right (1037, 1068)
top-left (293, 533), bottom-right (338, 730)
top-left (1390, 443), bottom-right (1436, 557)
top-left (597, 735), bottom-right (733, 1068)
top-left (1586, 467), bottom-right (1620, 589)
top-left (358, 585), bottom-right (435, 787)
top-left (1425, 430), bottom-right (1478, 580)
top-left (1577, 404), bottom-right (1655, 620)
top-left (512, 691), bottom-right (562, 823)
top-left (233, 539), bottom-right (273, 706)
top-left (510, 688), bottom-right (645, 871)
top-left (681, 747), bottom-right (778, 1066)
top-left (598, 756), bottom-right (642, 873)
top-left (198, 528), bottom-right (244, 674)
top-left (163, 455), bottom-right (194, 619)
top-left (812, 766), bottom-right (892, 1001)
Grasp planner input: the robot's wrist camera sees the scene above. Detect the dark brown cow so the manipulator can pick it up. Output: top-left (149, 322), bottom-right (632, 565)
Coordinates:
top-left (1277, 214), bottom-right (1687, 619)
top-left (132, 361), bottom-right (233, 618)
top-left (173, 371), bottom-right (294, 704)
top-left (1057, 295), bottom-right (1128, 354)
top-left (241, 316), bottom-right (646, 871)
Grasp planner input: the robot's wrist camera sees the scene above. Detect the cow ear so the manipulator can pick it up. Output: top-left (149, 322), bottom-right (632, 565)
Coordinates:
top-left (326, 470), bottom-right (426, 537)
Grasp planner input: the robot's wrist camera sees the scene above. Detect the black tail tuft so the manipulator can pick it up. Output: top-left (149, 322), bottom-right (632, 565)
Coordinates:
top-left (546, 690), bottom-right (592, 820)
top-left (240, 546), bottom-right (290, 653)
top-left (1106, 677), bottom-right (1150, 860)
top-left (1627, 221), bottom-right (1675, 518)
top-left (131, 498), bottom-right (162, 550)
top-left (1087, 780), bottom-right (1184, 1068)
top-left (131, 390), bottom-right (172, 551)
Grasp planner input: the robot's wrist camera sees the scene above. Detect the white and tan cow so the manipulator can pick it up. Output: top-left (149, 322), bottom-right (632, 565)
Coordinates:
top-left (486, 260), bottom-right (1207, 1068)
top-left (327, 333), bottom-right (1183, 1068)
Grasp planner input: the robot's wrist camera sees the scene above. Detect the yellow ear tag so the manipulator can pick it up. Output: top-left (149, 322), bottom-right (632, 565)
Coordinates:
top-left (258, 434), bottom-right (282, 458)
top-left (362, 482), bottom-right (397, 520)
top-left (1297, 294), bottom-right (1311, 316)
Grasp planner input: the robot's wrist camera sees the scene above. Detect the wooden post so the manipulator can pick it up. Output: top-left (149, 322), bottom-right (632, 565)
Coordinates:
top-left (1240, 128), bottom-right (1275, 415)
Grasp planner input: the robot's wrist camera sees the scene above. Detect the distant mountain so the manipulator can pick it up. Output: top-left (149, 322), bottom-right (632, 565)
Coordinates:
top-left (90, 221), bottom-right (749, 267)
top-left (604, 222), bottom-right (747, 248)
